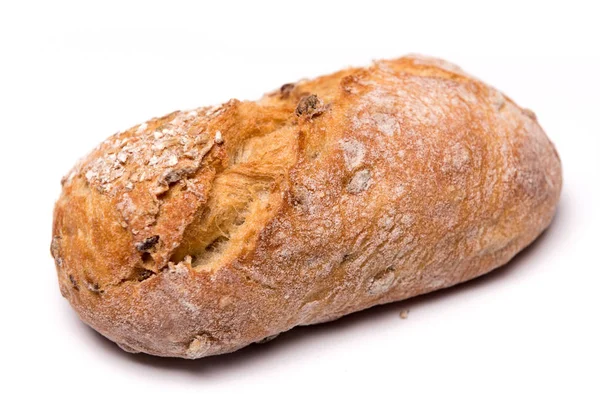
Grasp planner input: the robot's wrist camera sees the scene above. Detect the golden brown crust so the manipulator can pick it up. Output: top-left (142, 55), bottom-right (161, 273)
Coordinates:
top-left (51, 55), bottom-right (562, 358)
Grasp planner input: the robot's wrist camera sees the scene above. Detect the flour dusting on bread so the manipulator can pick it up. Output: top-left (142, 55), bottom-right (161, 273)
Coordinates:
top-left (52, 55), bottom-right (561, 358)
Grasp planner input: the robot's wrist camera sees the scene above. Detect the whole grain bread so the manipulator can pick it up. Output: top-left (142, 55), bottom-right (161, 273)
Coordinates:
top-left (51, 55), bottom-right (562, 358)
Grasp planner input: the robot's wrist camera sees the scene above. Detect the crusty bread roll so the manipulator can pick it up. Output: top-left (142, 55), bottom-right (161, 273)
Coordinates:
top-left (51, 55), bottom-right (561, 358)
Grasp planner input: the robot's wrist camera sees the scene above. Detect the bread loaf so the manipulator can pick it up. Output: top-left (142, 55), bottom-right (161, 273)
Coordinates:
top-left (51, 55), bottom-right (562, 358)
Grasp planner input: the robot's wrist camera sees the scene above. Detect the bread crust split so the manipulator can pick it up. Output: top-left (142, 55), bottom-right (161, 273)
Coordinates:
top-left (51, 55), bottom-right (562, 358)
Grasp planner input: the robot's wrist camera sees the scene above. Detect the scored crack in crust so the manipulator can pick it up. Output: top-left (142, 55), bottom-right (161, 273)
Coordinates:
top-left (51, 55), bottom-right (562, 358)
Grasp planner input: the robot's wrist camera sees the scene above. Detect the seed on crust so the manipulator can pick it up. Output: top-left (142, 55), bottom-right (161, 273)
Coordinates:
top-left (135, 235), bottom-right (160, 252)
top-left (68, 274), bottom-right (79, 291)
top-left (295, 94), bottom-right (325, 118)
top-left (280, 83), bottom-right (295, 98)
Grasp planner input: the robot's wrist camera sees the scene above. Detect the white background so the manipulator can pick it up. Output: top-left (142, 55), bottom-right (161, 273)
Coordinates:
top-left (1, 1), bottom-right (599, 398)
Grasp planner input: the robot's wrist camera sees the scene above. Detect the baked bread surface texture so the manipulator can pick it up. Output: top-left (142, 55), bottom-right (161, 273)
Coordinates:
top-left (51, 55), bottom-right (562, 358)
